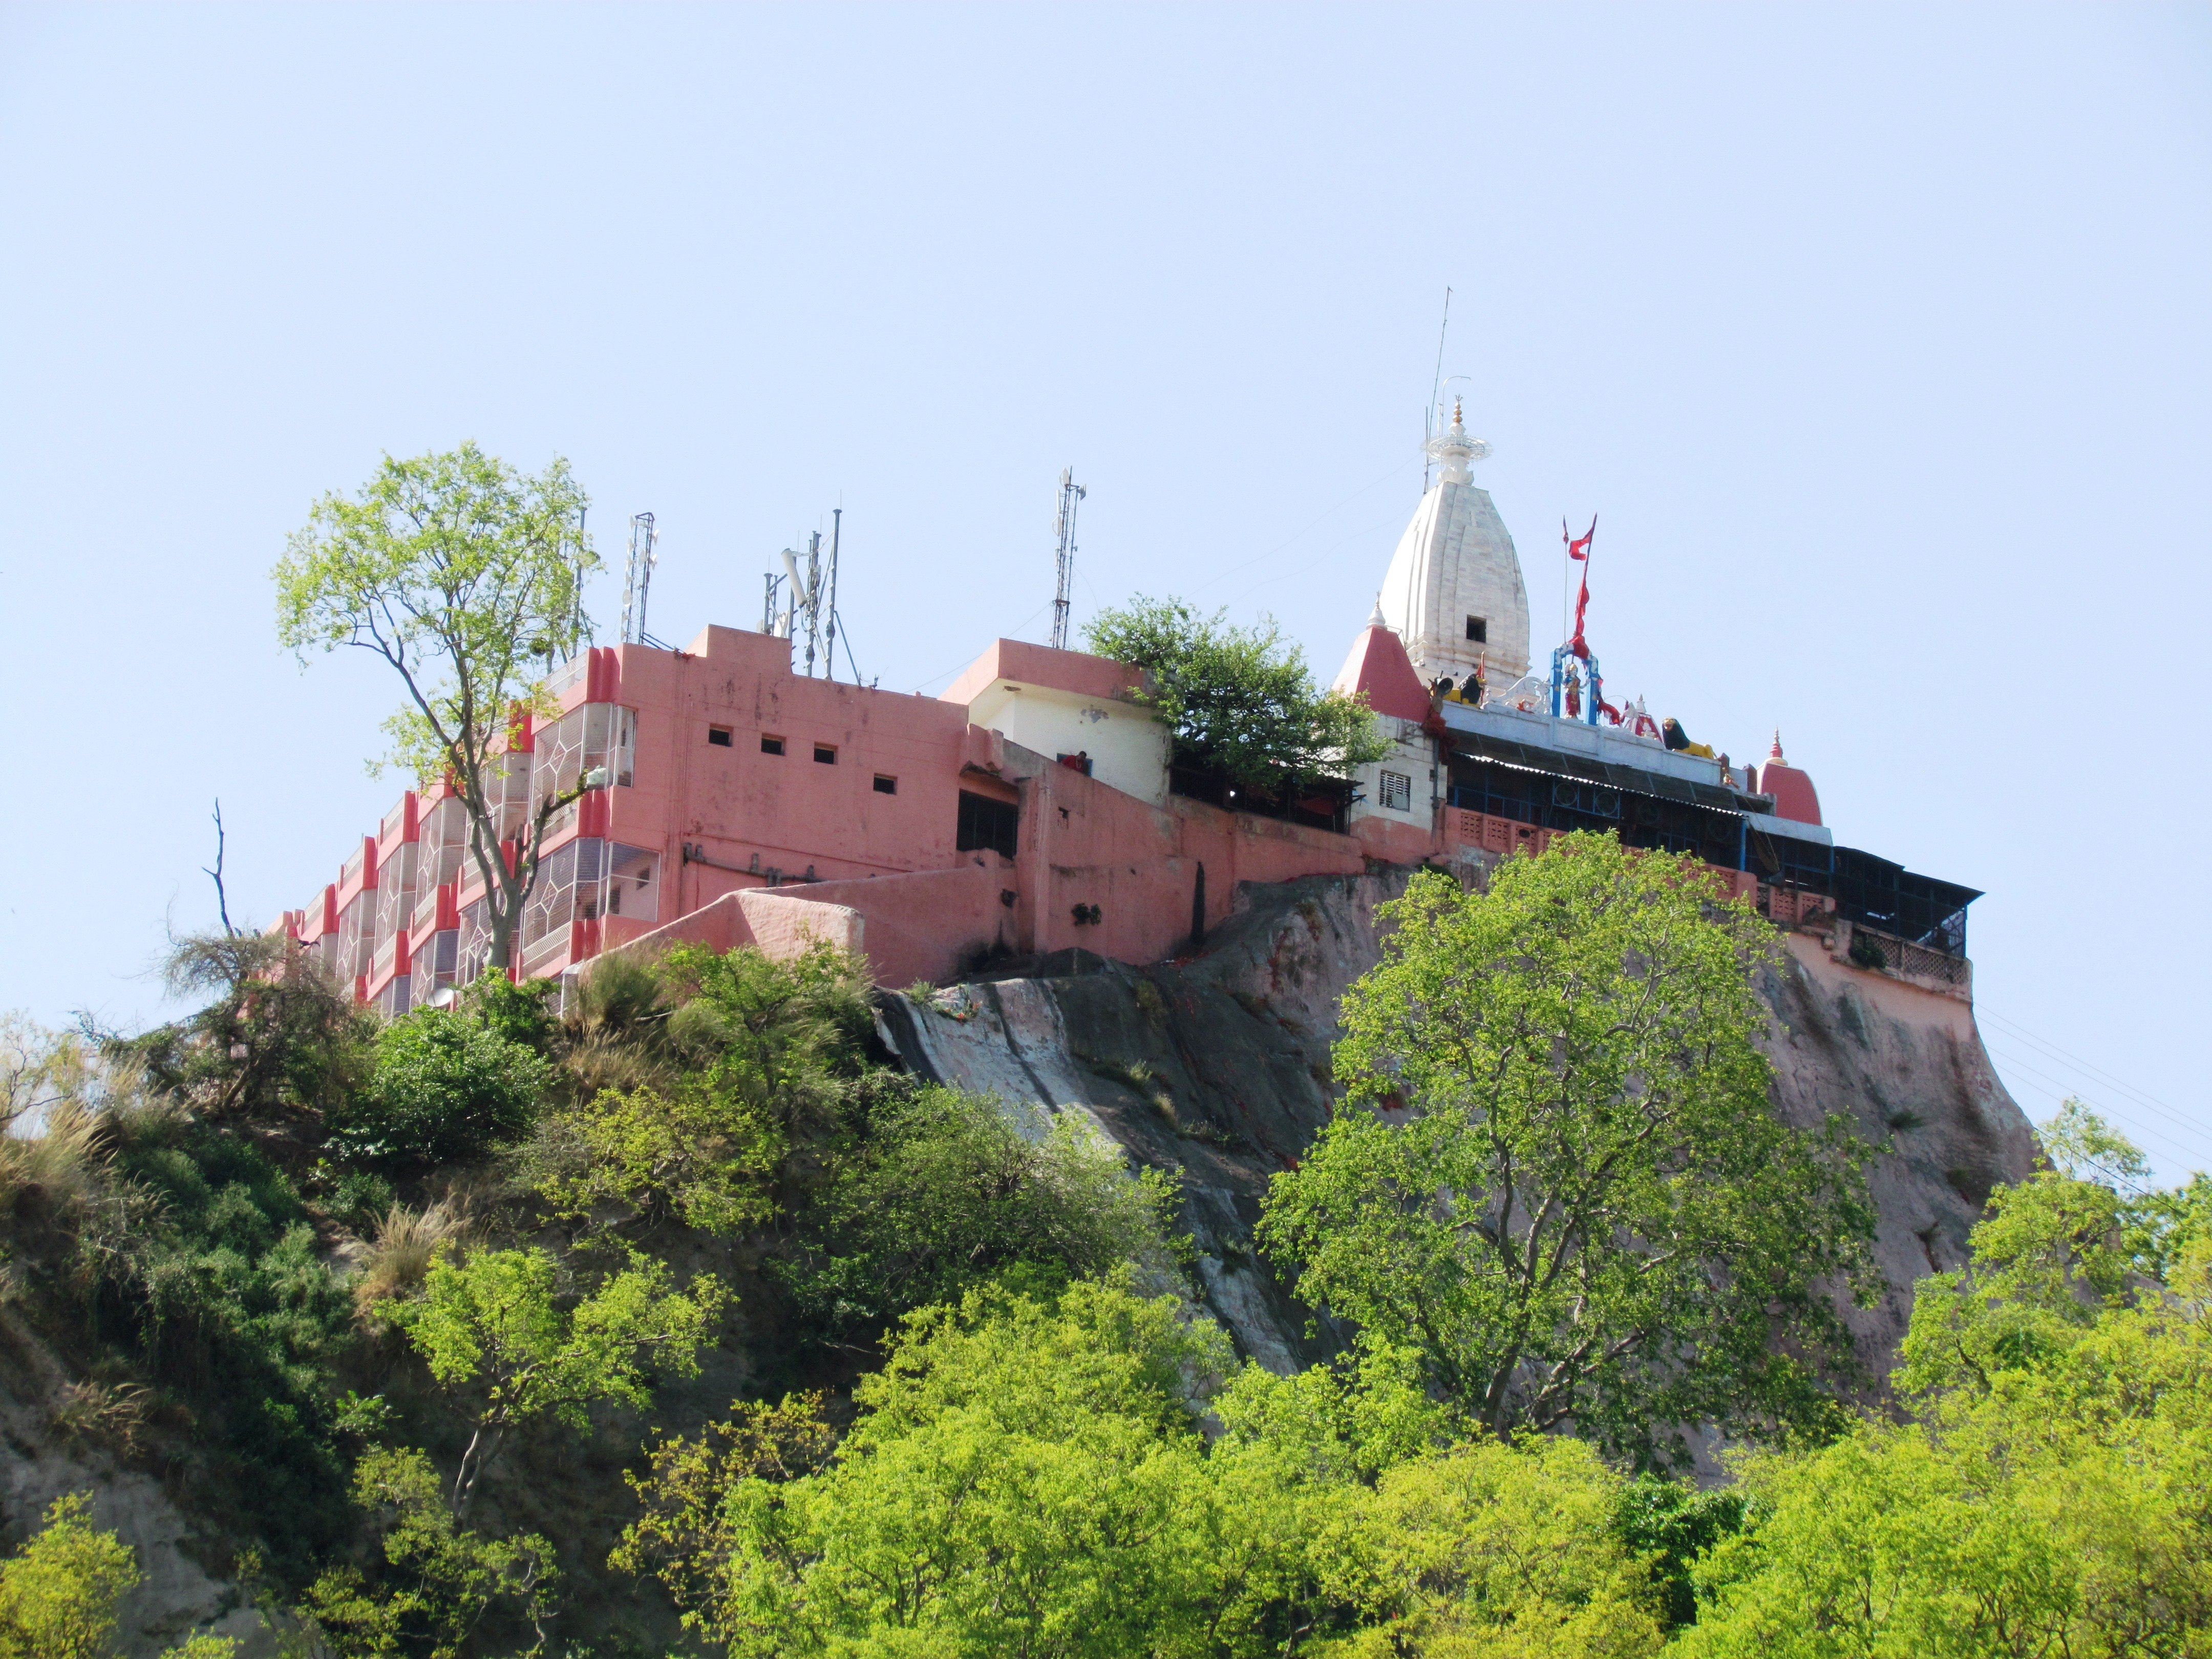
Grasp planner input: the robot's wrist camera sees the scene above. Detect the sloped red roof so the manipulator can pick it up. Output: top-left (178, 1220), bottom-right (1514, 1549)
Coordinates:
top-left (1331, 625), bottom-right (1433, 723)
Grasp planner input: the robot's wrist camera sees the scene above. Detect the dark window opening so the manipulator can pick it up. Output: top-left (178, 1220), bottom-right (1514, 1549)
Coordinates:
top-left (874, 774), bottom-right (897, 795)
top-left (760, 735), bottom-right (785, 756)
top-left (707, 726), bottom-right (733, 748)
top-left (1465, 615), bottom-right (1487, 643)
top-left (957, 790), bottom-right (1019, 858)
top-left (814, 744), bottom-right (837, 764)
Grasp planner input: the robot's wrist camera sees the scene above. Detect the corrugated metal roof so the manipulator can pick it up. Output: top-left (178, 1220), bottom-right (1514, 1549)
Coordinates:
top-left (1451, 733), bottom-right (1746, 813)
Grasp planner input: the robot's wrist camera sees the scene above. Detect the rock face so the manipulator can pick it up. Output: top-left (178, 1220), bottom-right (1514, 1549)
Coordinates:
top-left (876, 864), bottom-right (2039, 1388)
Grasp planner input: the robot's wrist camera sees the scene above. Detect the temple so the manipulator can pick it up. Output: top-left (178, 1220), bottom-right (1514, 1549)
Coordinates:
top-left (279, 412), bottom-right (1982, 1008)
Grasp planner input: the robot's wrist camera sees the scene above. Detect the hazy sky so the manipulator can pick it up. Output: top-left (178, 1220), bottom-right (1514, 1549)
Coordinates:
top-left (4, 5), bottom-right (2206, 1178)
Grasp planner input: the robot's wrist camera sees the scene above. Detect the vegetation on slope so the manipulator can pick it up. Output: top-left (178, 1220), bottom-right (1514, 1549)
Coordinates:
top-left (0, 832), bottom-right (2204, 1655)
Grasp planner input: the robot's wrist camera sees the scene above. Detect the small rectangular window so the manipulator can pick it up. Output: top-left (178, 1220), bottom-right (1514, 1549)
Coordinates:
top-left (956, 790), bottom-right (1019, 858)
top-left (1465, 616), bottom-right (1487, 643)
top-left (760, 735), bottom-right (785, 756)
top-left (707, 726), bottom-right (733, 748)
top-left (1380, 770), bottom-right (1413, 812)
top-left (814, 744), bottom-right (837, 764)
top-left (873, 774), bottom-right (897, 795)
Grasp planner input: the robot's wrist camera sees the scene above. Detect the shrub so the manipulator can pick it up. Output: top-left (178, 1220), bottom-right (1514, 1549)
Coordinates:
top-left (0, 1492), bottom-right (238, 1659)
top-left (329, 1007), bottom-right (552, 1167)
top-left (1085, 595), bottom-right (1387, 793)
top-left (777, 1086), bottom-right (1182, 1346)
top-left (298, 1446), bottom-right (556, 1659)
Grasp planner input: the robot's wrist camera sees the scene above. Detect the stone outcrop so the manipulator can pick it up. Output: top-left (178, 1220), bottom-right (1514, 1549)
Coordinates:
top-left (875, 863), bottom-right (2038, 1387)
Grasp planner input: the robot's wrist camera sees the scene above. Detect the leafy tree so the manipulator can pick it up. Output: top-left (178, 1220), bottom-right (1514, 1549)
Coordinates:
top-left (1086, 595), bottom-right (1388, 795)
top-left (529, 1081), bottom-right (779, 1237)
top-left (522, 942), bottom-right (880, 1238)
top-left (1611, 1477), bottom-right (1746, 1631)
top-left (653, 940), bottom-right (878, 1140)
top-left (0, 1493), bottom-right (239, 1659)
top-left (2040, 1097), bottom-right (2212, 1284)
top-left (0, 1493), bottom-right (140, 1659)
top-left (777, 1084), bottom-right (1183, 1347)
top-left (298, 1447), bottom-right (556, 1659)
top-left (612, 1393), bottom-right (839, 1619)
top-left (1688, 1129), bottom-right (2212, 1656)
top-left (117, 932), bottom-right (373, 1122)
top-left (329, 1005), bottom-right (552, 1168)
top-left (274, 444), bottom-right (598, 974)
top-left (386, 1245), bottom-right (728, 1511)
top-left (78, 1112), bottom-right (357, 1577)
top-left (620, 1277), bottom-right (1238, 1658)
top-left (1315, 1437), bottom-right (1666, 1659)
top-left (1259, 840), bottom-right (1879, 1467)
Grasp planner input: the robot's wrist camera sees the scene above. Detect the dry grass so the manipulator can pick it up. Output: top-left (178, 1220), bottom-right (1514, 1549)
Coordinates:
top-left (51, 1378), bottom-right (152, 1458)
top-left (353, 1198), bottom-right (471, 1313)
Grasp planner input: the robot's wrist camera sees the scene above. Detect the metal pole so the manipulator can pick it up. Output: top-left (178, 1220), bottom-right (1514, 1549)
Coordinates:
top-left (823, 508), bottom-right (842, 682)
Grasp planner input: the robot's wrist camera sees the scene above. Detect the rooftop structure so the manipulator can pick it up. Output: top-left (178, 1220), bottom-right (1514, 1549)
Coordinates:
top-left (281, 418), bottom-right (1982, 1009)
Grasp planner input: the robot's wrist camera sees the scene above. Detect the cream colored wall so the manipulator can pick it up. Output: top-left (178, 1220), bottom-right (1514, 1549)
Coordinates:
top-left (965, 680), bottom-right (1171, 805)
top-left (1346, 719), bottom-right (1440, 831)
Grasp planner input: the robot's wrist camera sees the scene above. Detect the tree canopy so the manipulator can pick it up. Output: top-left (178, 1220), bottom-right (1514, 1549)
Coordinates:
top-left (1260, 839), bottom-right (1879, 1466)
top-left (274, 444), bottom-right (597, 972)
top-left (1085, 595), bottom-right (1389, 795)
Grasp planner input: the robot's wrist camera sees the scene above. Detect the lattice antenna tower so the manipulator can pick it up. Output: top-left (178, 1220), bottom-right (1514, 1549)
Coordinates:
top-left (779, 531), bottom-right (827, 676)
top-left (1050, 467), bottom-right (1086, 651)
top-left (620, 512), bottom-right (659, 645)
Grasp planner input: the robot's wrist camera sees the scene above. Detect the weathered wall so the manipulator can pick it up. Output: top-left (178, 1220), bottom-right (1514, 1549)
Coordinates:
top-left (875, 864), bottom-right (2038, 1389)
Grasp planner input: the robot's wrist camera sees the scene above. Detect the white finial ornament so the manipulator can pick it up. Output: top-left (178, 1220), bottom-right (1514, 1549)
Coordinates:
top-left (1422, 396), bottom-right (1491, 486)
top-left (1367, 593), bottom-right (1388, 629)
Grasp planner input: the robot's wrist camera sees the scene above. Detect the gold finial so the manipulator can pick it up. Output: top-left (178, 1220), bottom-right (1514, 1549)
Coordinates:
top-left (1452, 397), bottom-right (1463, 427)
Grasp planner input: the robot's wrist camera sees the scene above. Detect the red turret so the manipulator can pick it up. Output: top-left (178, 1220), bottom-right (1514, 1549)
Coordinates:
top-left (1759, 731), bottom-right (1822, 826)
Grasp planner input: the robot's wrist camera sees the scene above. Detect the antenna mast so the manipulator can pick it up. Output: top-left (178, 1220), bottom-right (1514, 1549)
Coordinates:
top-left (620, 512), bottom-right (658, 645)
top-left (822, 508), bottom-right (842, 682)
top-left (1050, 467), bottom-right (1086, 651)
top-left (1423, 286), bottom-right (1452, 492)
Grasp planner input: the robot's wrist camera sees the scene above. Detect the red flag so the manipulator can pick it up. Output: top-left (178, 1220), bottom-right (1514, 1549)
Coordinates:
top-left (1564, 515), bottom-right (1596, 561)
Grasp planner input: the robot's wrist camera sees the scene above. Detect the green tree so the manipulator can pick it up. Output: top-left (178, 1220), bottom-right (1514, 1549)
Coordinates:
top-left (0, 1493), bottom-right (239, 1659)
top-left (275, 444), bottom-right (597, 974)
top-left (387, 1246), bottom-right (729, 1512)
top-left (299, 1447), bottom-right (556, 1659)
top-left (620, 1277), bottom-right (1241, 1658)
top-left (329, 1005), bottom-right (553, 1168)
top-left (777, 1084), bottom-right (1183, 1346)
top-left (1314, 1437), bottom-right (1666, 1659)
top-left (1688, 1125), bottom-right (2212, 1656)
top-left (1259, 840), bottom-right (1878, 1466)
top-left (1085, 596), bottom-right (1388, 797)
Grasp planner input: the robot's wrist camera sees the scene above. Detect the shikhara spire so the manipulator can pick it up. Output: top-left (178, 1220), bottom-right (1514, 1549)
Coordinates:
top-left (1377, 398), bottom-right (1532, 689)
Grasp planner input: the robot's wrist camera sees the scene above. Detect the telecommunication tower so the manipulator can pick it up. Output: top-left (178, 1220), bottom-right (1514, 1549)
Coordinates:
top-left (768, 508), bottom-right (846, 678)
top-left (620, 513), bottom-right (659, 645)
top-left (1050, 469), bottom-right (1086, 651)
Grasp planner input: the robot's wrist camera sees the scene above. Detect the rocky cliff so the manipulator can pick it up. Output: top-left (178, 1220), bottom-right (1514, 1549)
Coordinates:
top-left (875, 862), bottom-right (2039, 1389)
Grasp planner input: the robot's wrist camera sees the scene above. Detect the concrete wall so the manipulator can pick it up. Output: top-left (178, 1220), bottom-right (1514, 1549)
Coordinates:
top-left (945, 638), bottom-right (1169, 807)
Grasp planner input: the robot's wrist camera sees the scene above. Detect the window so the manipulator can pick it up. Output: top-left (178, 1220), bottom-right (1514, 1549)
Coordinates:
top-left (1379, 770), bottom-right (1413, 812)
top-left (761, 735), bottom-right (785, 756)
top-left (814, 744), bottom-right (837, 764)
top-left (874, 775), bottom-right (898, 795)
top-left (708, 726), bottom-right (733, 747)
top-left (1465, 615), bottom-right (1487, 643)
top-left (956, 790), bottom-right (1019, 858)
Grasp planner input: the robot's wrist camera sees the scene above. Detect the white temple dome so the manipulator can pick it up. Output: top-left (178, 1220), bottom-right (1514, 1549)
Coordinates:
top-left (1376, 401), bottom-right (1532, 688)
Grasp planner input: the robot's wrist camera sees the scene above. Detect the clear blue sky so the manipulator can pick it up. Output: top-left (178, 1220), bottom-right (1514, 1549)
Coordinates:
top-left (4, 5), bottom-right (2205, 1178)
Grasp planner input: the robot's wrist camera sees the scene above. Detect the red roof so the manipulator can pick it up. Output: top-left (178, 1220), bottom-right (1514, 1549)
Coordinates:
top-left (1330, 625), bottom-right (1433, 724)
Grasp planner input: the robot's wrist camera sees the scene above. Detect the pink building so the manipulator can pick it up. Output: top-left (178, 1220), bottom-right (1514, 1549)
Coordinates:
top-left (281, 419), bottom-right (1981, 1004)
top-left (278, 625), bottom-right (1449, 1010)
